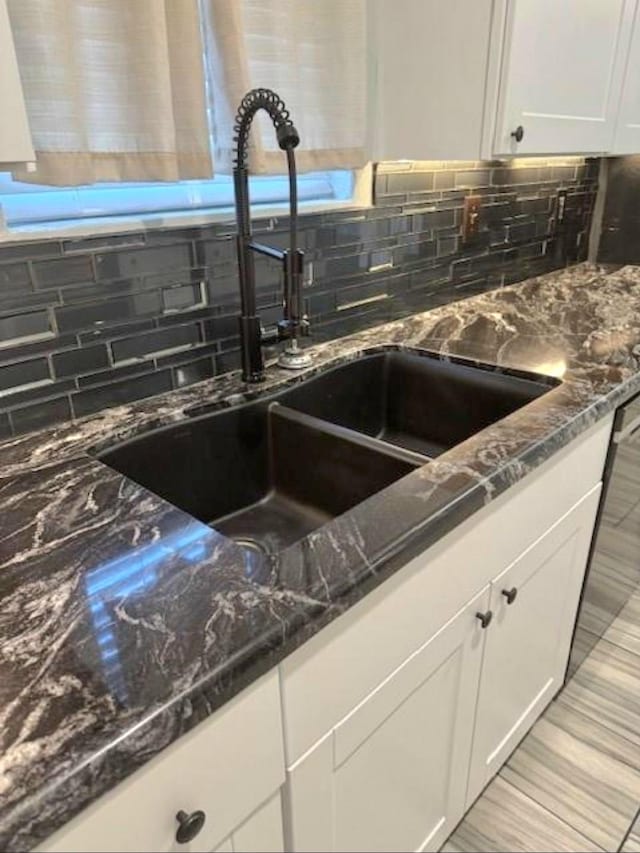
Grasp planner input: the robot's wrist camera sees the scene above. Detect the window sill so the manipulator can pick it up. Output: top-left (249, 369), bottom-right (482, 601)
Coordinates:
top-left (0, 198), bottom-right (369, 246)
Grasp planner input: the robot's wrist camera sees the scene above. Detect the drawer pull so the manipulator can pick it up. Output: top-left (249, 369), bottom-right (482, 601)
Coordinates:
top-left (511, 125), bottom-right (524, 142)
top-left (476, 610), bottom-right (493, 629)
top-left (501, 587), bottom-right (518, 605)
top-left (176, 810), bottom-right (206, 844)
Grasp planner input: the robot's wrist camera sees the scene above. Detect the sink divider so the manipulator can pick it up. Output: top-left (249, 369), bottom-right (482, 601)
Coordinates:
top-left (268, 403), bottom-right (431, 468)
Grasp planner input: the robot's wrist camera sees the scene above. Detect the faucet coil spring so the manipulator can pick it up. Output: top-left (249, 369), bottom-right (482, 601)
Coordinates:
top-left (233, 88), bottom-right (300, 169)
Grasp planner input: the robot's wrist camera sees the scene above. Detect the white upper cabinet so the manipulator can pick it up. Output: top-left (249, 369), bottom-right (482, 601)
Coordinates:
top-left (613, 3), bottom-right (640, 152)
top-left (490, 0), bottom-right (636, 156)
top-left (0, 0), bottom-right (33, 165)
top-left (369, 0), bottom-right (640, 160)
top-left (369, 0), bottom-right (495, 161)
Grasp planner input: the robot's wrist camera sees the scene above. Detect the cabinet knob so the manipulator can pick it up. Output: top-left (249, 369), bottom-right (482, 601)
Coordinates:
top-left (502, 587), bottom-right (518, 605)
top-left (511, 125), bottom-right (524, 143)
top-left (176, 810), bottom-right (206, 844)
top-left (476, 610), bottom-right (493, 629)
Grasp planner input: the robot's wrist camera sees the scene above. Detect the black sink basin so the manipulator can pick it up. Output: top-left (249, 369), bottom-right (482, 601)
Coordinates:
top-left (97, 349), bottom-right (558, 556)
top-left (278, 350), bottom-right (559, 458)
top-left (97, 399), bottom-right (419, 558)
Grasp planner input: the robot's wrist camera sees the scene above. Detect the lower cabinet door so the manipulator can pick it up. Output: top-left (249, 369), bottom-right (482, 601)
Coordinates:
top-left (213, 794), bottom-right (284, 853)
top-left (283, 586), bottom-right (491, 853)
top-left (466, 484), bottom-right (602, 807)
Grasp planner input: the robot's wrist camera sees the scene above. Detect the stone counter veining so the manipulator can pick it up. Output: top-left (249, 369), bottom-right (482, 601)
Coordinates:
top-left (2, 262), bottom-right (640, 851)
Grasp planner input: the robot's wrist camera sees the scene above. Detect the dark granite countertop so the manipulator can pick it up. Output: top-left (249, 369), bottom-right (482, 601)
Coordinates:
top-left (2, 261), bottom-right (640, 851)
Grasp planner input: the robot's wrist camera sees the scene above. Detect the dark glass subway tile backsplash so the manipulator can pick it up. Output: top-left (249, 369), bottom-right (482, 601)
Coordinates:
top-left (0, 158), bottom-right (598, 437)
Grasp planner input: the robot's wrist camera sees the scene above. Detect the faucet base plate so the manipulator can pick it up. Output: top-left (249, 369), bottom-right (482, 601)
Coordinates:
top-left (278, 345), bottom-right (313, 371)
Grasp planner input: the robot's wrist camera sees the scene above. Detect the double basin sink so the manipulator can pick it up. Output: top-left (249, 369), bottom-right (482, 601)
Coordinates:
top-left (97, 350), bottom-right (558, 559)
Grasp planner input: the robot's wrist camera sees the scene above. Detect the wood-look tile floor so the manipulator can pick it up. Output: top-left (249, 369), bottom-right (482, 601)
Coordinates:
top-left (442, 587), bottom-right (640, 853)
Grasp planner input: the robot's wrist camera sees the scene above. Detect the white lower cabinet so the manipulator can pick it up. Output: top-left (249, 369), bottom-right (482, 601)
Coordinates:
top-left (212, 794), bottom-right (284, 853)
top-left (38, 672), bottom-right (286, 853)
top-left (283, 588), bottom-right (491, 853)
top-left (465, 484), bottom-right (602, 807)
top-left (281, 419), bottom-right (611, 853)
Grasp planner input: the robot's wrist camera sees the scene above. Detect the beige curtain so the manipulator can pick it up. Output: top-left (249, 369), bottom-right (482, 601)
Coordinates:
top-left (8, 0), bottom-right (212, 185)
top-left (204, 0), bottom-right (367, 174)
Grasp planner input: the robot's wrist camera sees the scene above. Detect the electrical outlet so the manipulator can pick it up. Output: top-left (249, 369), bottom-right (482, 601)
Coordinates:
top-left (551, 189), bottom-right (568, 231)
top-left (462, 195), bottom-right (482, 242)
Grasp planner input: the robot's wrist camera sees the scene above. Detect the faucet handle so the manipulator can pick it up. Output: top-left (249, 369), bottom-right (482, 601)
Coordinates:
top-left (277, 316), bottom-right (310, 340)
top-left (260, 325), bottom-right (280, 346)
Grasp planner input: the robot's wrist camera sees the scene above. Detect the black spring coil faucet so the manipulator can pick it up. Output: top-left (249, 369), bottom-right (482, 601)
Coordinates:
top-left (233, 88), bottom-right (311, 382)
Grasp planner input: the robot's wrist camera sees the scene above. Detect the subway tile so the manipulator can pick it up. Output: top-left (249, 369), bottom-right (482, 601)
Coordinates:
top-left (492, 167), bottom-right (542, 186)
top-left (193, 238), bottom-right (236, 269)
top-left (95, 243), bottom-right (192, 281)
top-left (33, 255), bottom-right (94, 289)
top-left (172, 357), bottom-right (216, 389)
top-left (0, 332), bottom-right (76, 367)
top-left (337, 279), bottom-right (389, 310)
top-left (203, 314), bottom-right (240, 342)
top-left (162, 282), bottom-right (204, 313)
top-left (549, 165), bottom-right (577, 182)
top-left (324, 252), bottom-right (370, 280)
top-left (412, 208), bottom-right (457, 233)
top-left (157, 305), bottom-right (218, 328)
top-left (0, 241), bottom-right (61, 263)
top-left (58, 277), bottom-right (161, 305)
top-left (0, 289), bottom-right (58, 315)
top-left (155, 342), bottom-right (219, 369)
top-left (454, 170), bottom-right (491, 189)
top-left (394, 238), bottom-right (437, 266)
top-left (374, 171), bottom-right (387, 200)
top-left (215, 348), bottom-right (242, 374)
top-left (259, 304), bottom-right (284, 328)
top-left (78, 318), bottom-right (156, 344)
top-left (508, 221), bottom-right (538, 242)
top-left (0, 310), bottom-right (52, 344)
top-left (0, 378), bottom-right (75, 409)
top-left (72, 370), bottom-right (173, 417)
top-left (0, 262), bottom-right (31, 292)
top-left (438, 235), bottom-right (458, 257)
top-left (62, 233), bottom-right (146, 254)
top-left (77, 362), bottom-right (153, 389)
top-left (55, 291), bottom-right (163, 333)
top-left (306, 290), bottom-right (336, 317)
top-left (0, 411), bottom-right (11, 439)
top-left (434, 171), bottom-right (455, 190)
top-left (111, 323), bottom-right (201, 363)
top-left (387, 171), bottom-right (435, 194)
top-left (0, 357), bottom-right (51, 393)
top-left (369, 249), bottom-right (394, 271)
top-left (482, 201), bottom-right (514, 224)
top-left (10, 396), bottom-right (73, 435)
top-left (52, 344), bottom-right (110, 379)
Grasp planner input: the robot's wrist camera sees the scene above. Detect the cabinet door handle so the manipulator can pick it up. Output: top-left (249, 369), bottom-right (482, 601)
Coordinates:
top-left (476, 610), bottom-right (493, 629)
top-left (176, 810), bottom-right (206, 844)
top-left (501, 587), bottom-right (518, 605)
top-left (511, 125), bottom-right (524, 143)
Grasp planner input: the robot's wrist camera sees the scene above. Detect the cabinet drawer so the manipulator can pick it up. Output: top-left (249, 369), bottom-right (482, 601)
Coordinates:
top-left (280, 415), bottom-right (612, 763)
top-left (38, 671), bottom-right (285, 853)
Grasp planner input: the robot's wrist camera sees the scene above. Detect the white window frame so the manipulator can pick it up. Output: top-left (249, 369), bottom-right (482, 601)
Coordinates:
top-left (0, 167), bottom-right (371, 243)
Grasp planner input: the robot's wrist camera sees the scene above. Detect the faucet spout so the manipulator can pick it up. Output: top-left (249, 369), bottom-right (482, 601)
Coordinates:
top-left (232, 88), bottom-right (311, 383)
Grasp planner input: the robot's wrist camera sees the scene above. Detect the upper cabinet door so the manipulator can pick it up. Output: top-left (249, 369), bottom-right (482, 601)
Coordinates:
top-left (613, 4), bottom-right (640, 152)
top-left (369, 0), bottom-right (494, 161)
top-left (492, 0), bottom-right (636, 156)
top-left (0, 0), bottom-right (34, 164)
